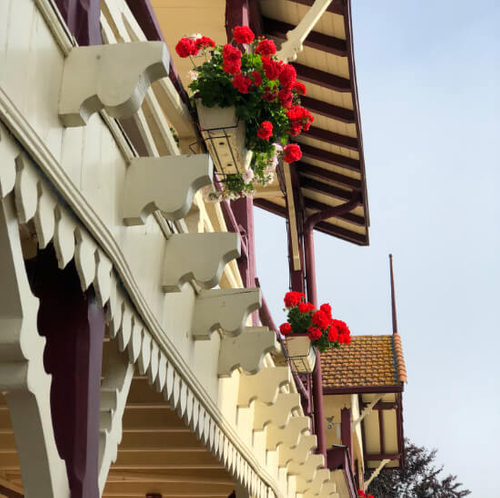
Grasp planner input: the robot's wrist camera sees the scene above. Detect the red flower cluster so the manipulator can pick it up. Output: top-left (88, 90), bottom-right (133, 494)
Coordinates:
top-left (232, 74), bottom-right (252, 94)
top-left (262, 57), bottom-right (282, 80)
top-left (263, 86), bottom-right (278, 102)
top-left (284, 291), bottom-right (305, 308)
top-left (287, 105), bottom-right (314, 134)
top-left (358, 490), bottom-right (374, 498)
top-left (256, 39), bottom-right (277, 56)
top-left (278, 89), bottom-right (293, 109)
top-left (292, 81), bottom-right (307, 95)
top-left (222, 44), bottom-right (242, 74)
top-left (251, 70), bottom-right (262, 87)
top-left (279, 64), bottom-right (297, 89)
top-left (175, 37), bottom-right (198, 58)
top-left (284, 143), bottom-right (302, 164)
top-left (257, 121), bottom-right (273, 140)
top-left (280, 292), bottom-right (351, 352)
top-left (233, 26), bottom-right (255, 44)
top-left (195, 36), bottom-right (215, 50)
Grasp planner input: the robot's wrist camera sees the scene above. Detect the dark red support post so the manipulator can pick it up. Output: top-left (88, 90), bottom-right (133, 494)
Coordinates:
top-left (341, 407), bottom-right (353, 471)
top-left (26, 246), bottom-right (104, 498)
top-left (54, 0), bottom-right (101, 46)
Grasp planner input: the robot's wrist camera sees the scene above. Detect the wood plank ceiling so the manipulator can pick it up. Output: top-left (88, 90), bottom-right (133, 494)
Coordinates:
top-left (254, 0), bottom-right (370, 246)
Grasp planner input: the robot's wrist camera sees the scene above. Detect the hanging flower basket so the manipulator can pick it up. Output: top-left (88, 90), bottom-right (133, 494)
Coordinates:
top-left (195, 100), bottom-right (252, 175)
top-left (285, 333), bottom-right (316, 373)
top-left (279, 291), bottom-right (352, 373)
top-left (175, 25), bottom-right (314, 201)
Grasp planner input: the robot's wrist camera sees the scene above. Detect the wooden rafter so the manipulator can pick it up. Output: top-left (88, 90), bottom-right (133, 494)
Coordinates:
top-left (294, 62), bottom-right (351, 92)
top-left (298, 143), bottom-right (361, 171)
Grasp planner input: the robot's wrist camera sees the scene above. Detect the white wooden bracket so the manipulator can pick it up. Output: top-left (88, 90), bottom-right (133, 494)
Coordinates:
top-left (0, 195), bottom-right (70, 498)
top-left (98, 341), bottom-right (135, 493)
top-left (364, 458), bottom-right (391, 490)
top-left (162, 233), bottom-right (240, 292)
top-left (277, 0), bottom-right (334, 62)
top-left (288, 454), bottom-right (324, 481)
top-left (237, 367), bottom-right (291, 407)
top-left (278, 434), bottom-right (317, 467)
top-left (297, 468), bottom-right (329, 495)
top-left (266, 416), bottom-right (310, 451)
top-left (253, 393), bottom-right (301, 431)
top-left (59, 41), bottom-right (169, 126)
top-left (192, 288), bottom-right (261, 340)
top-left (123, 154), bottom-right (213, 224)
top-left (353, 395), bottom-right (383, 429)
top-left (218, 326), bottom-right (277, 377)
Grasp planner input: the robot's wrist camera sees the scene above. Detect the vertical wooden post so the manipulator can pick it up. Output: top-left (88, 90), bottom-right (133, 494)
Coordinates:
top-left (27, 246), bottom-right (104, 498)
top-left (53, 0), bottom-right (101, 46)
top-left (341, 407), bottom-right (353, 472)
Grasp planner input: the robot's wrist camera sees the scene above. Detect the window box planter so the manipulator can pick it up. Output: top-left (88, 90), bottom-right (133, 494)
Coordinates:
top-left (284, 333), bottom-right (316, 374)
top-left (195, 100), bottom-right (252, 176)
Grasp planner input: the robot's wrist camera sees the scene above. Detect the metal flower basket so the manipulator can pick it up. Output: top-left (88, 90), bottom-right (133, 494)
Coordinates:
top-left (195, 100), bottom-right (252, 176)
top-left (285, 333), bottom-right (316, 373)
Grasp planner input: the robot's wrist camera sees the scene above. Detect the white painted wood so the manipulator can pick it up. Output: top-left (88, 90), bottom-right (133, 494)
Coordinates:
top-left (218, 327), bottom-right (277, 377)
top-left (98, 340), bottom-right (135, 493)
top-left (123, 154), bottom-right (213, 224)
top-left (14, 154), bottom-right (38, 223)
top-left (193, 289), bottom-right (261, 340)
top-left (238, 367), bottom-right (291, 407)
top-left (278, 435), bottom-right (317, 467)
top-left (162, 232), bottom-right (241, 292)
top-left (59, 42), bottom-right (170, 126)
top-left (301, 468), bottom-right (330, 495)
top-left (34, 182), bottom-right (57, 249)
top-left (253, 393), bottom-right (301, 431)
top-left (94, 250), bottom-right (113, 307)
top-left (53, 205), bottom-right (75, 269)
top-left (266, 417), bottom-right (310, 451)
top-left (138, 330), bottom-right (152, 375)
top-left (288, 454), bottom-right (324, 482)
top-left (0, 125), bottom-right (18, 198)
top-left (74, 226), bottom-right (96, 291)
top-left (0, 195), bottom-right (69, 498)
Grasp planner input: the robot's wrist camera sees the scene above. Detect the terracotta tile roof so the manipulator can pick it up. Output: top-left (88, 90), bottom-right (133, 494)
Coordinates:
top-left (321, 334), bottom-right (407, 389)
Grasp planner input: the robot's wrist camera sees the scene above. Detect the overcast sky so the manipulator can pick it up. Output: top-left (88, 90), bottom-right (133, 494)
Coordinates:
top-left (254, 1), bottom-right (499, 495)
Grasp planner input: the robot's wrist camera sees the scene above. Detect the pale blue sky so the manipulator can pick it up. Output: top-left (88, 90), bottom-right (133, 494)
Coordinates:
top-left (254, 1), bottom-right (499, 495)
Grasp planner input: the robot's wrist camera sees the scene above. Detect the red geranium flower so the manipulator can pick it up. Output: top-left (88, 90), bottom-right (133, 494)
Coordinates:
top-left (232, 74), bottom-right (252, 94)
top-left (222, 44), bottom-right (242, 74)
top-left (256, 39), bottom-right (277, 56)
top-left (320, 303), bottom-right (332, 319)
top-left (292, 81), bottom-right (307, 95)
top-left (195, 36), bottom-right (215, 50)
top-left (288, 122), bottom-right (302, 136)
top-left (307, 326), bottom-right (322, 342)
top-left (312, 309), bottom-right (329, 329)
top-left (257, 121), bottom-right (273, 141)
top-left (279, 64), bottom-right (297, 89)
top-left (233, 25), bottom-right (255, 44)
top-left (328, 327), bottom-right (339, 342)
top-left (261, 57), bottom-right (282, 80)
top-left (298, 302), bottom-right (315, 313)
top-left (357, 491), bottom-right (366, 498)
top-left (278, 89), bottom-right (293, 108)
top-left (251, 70), bottom-right (263, 86)
top-left (279, 323), bottom-right (292, 335)
top-left (284, 291), bottom-right (304, 308)
top-left (263, 86), bottom-right (278, 102)
top-left (175, 37), bottom-right (198, 58)
top-left (284, 143), bottom-right (302, 163)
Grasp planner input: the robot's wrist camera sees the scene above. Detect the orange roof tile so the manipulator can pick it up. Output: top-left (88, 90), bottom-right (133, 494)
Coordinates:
top-left (321, 334), bottom-right (407, 389)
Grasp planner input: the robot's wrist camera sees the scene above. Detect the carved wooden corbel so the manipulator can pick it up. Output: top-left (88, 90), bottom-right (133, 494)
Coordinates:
top-left (162, 233), bottom-right (240, 292)
top-left (298, 468), bottom-right (330, 495)
top-left (217, 326), bottom-right (277, 377)
top-left (237, 367), bottom-right (291, 407)
top-left (253, 393), bottom-right (301, 431)
top-left (192, 288), bottom-right (261, 340)
top-left (266, 416), bottom-right (310, 451)
top-left (123, 155), bottom-right (213, 224)
top-left (278, 434), bottom-right (317, 467)
top-left (287, 453), bottom-right (324, 481)
top-left (59, 41), bottom-right (169, 126)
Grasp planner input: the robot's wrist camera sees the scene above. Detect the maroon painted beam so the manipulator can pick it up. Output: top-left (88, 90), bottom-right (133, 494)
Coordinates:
top-left (225, 0), bottom-right (249, 41)
top-left (297, 162), bottom-right (361, 190)
top-left (341, 407), bottom-right (353, 472)
top-left (302, 126), bottom-right (359, 151)
top-left (324, 385), bottom-right (404, 395)
top-left (27, 246), bottom-right (104, 497)
top-left (298, 143), bottom-right (360, 171)
top-left (315, 221), bottom-right (366, 245)
top-left (304, 197), bottom-right (365, 227)
top-left (293, 63), bottom-right (351, 92)
top-left (262, 17), bottom-right (346, 56)
top-left (378, 409), bottom-right (385, 455)
top-left (248, 0), bottom-right (264, 36)
top-left (300, 176), bottom-right (353, 202)
top-left (0, 485), bottom-right (23, 498)
top-left (301, 96), bottom-right (355, 123)
top-left (366, 453), bottom-right (401, 461)
top-left (286, 0), bottom-right (344, 15)
top-left (54, 0), bottom-right (101, 45)
top-left (253, 198), bottom-right (287, 217)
